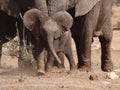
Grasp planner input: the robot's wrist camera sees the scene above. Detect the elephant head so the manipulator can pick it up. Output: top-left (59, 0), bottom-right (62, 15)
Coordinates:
top-left (23, 8), bottom-right (73, 64)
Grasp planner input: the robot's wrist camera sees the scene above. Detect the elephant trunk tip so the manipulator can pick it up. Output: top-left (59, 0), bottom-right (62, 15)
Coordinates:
top-left (56, 58), bottom-right (61, 64)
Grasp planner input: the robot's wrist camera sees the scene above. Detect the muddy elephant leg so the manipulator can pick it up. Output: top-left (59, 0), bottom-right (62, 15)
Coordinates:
top-left (36, 38), bottom-right (45, 75)
top-left (99, 29), bottom-right (113, 72)
top-left (65, 49), bottom-right (76, 71)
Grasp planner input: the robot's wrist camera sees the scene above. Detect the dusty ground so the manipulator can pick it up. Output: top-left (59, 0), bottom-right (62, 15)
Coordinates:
top-left (0, 5), bottom-right (120, 90)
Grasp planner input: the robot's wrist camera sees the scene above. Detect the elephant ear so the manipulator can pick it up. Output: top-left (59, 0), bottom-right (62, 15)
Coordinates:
top-left (75, 0), bottom-right (100, 17)
top-left (0, 0), bottom-right (20, 17)
top-left (23, 8), bottom-right (48, 37)
top-left (52, 11), bottom-right (73, 30)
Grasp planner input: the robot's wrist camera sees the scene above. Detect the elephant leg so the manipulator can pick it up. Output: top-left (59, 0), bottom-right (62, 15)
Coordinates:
top-left (0, 41), bottom-right (2, 68)
top-left (73, 19), bottom-right (94, 71)
top-left (46, 52), bottom-right (65, 72)
top-left (57, 52), bottom-right (65, 69)
top-left (73, 36), bottom-right (91, 71)
top-left (99, 29), bottom-right (113, 72)
top-left (36, 38), bottom-right (45, 75)
top-left (37, 50), bottom-right (45, 75)
top-left (45, 52), bottom-right (55, 72)
top-left (65, 33), bottom-right (76, 71)
top-left (73, 2), bottom-right (100, 71)
top-left (98, 0), bottom-right (113, 72)
top-left (46, 39), bottom-right (64, 72)
top-left (55, 33), bottom-right (68, 69)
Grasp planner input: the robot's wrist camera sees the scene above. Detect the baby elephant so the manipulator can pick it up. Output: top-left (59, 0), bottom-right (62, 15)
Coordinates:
top-left (23, 8), bottom-right (76, 75)
top-left (46, 30), bottom-right (76, 72)
top-left (45, 11), bottom-right (76, 72)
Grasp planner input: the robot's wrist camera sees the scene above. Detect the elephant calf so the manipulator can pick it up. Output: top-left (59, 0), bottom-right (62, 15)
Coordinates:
top-left (23, 9), bottom-right (76, 75)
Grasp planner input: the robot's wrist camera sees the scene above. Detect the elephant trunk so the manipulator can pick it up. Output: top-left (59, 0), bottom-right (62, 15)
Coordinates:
top-left (46, 34), bottom-right (61, 64)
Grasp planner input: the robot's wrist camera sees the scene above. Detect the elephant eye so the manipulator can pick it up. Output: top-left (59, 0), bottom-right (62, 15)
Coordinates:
top-left (27, 24), bottom-right (34, 30)
top-left (62, 26), bottom-right (68, 32)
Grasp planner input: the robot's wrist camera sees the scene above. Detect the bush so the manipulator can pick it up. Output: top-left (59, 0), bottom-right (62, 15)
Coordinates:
top-left (19, 45), bottom-right (36, 67)
top-left (8, 37), bottom-right (36, 67)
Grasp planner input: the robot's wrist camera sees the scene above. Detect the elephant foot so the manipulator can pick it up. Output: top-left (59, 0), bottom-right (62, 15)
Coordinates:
top-left (37, 69), bottom-right (45, 76)
top-left (58, 64), bottom-right (65, 70)
top-left (45, 65), bottom-right (52, 72)
top-left (69, 66), bottom-right (78, 74)
top-left (101, 60), bottom-right (113, 72)
top-left (78, 66), bottom-right (91, 72)
top-left (46, 66), bottom-right (63, 73)
top-left (70, 65), bottom-right (77, 71)
top-left (78, 60), bottom-right (91, 72)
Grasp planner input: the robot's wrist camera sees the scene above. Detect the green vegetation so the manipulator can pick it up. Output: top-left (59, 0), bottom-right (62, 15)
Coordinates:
top-left (19, 45), bottom-right (36, 67)
top-left (8, 37), bottom-right (36, 68)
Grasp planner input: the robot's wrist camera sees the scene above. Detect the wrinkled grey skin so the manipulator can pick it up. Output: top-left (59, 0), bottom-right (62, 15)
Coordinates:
top-left (23, 9), bottom-right (76, 74)
top-left (46, 0), bottom-right (113, 72)
top-left (0, 0), bottom-right (47, 67)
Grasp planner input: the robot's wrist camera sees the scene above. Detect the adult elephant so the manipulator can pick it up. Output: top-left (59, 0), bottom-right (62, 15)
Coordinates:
top-left (46, 0), bottom-right (113, 72)
top-left (0, 11), bottom-right (16, 67)
top-left (0, 0), bottom-right (48, 67)
top-left (23, 9), bottom-right (76, 74)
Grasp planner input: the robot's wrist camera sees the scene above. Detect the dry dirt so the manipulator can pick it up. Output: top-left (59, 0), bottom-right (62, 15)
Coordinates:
top-left (0, 5), bottom-right (120, 90)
